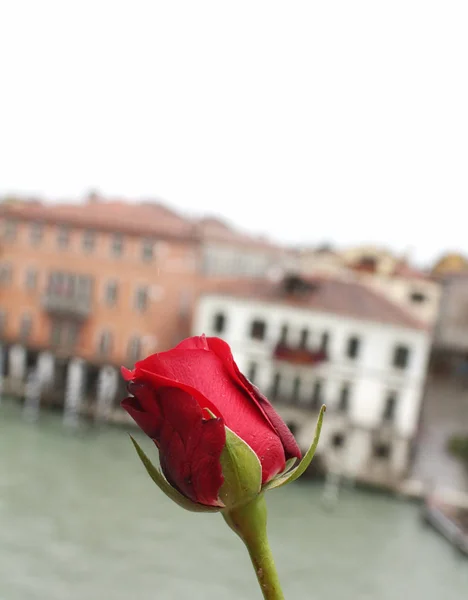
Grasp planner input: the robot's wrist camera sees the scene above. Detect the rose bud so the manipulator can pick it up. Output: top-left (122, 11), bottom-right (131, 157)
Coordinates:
top-left (121, 335), bottom-right (325, 512)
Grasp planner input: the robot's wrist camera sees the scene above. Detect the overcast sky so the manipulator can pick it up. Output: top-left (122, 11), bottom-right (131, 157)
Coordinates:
top-left (1, 1), bottom-right (467, 266)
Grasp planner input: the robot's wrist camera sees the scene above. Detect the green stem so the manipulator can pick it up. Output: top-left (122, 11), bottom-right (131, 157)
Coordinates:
top-left (223, 494), bottom-right (285, 600)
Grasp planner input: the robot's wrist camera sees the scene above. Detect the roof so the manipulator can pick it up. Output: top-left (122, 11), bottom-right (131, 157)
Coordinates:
top-left (391, 261), bottom-right (431, 281)
top-left (194, 216), bottom-right (282, 251)
top-left (432, 252), bottom-right (468, 275)
top-left (203, 274), bottom-right (428, 331)
top-left (0, 197), bottom-right (282, 250)
top-left (0, 198), bottom-right (194, 240)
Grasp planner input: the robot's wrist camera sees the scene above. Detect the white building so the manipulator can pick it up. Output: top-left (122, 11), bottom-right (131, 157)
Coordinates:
top-left (193, 274), bottom-right (432, 488)
top-left (195, 217), bottom-right (291, 278)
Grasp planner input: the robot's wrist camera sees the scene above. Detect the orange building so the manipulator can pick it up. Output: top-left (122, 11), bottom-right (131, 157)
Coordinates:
top-left (0, 195), bottom-right (286, 411)
top-left (0, 197), bottom-right (202, 371)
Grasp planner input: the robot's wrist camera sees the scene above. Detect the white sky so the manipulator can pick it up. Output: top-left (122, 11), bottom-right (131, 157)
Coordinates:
top-left (1, 1), bottom-right (467, 267)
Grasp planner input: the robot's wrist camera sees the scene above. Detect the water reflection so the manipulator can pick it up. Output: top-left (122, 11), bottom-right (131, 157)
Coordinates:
top-left (0, 399), bottom-right (466, 600)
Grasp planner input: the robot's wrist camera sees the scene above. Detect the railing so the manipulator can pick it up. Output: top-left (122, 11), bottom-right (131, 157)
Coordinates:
top-left (273, 342), bottom-right (328, 366)
top-left (41, 293), bottom-right (91, 319)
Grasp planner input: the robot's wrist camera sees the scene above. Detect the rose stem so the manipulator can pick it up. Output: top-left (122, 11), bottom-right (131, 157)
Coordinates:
top-left (223, 494), bottom-right (285, 600)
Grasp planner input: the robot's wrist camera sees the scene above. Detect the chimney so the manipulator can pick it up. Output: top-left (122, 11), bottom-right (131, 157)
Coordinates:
top-left (283, 273), bottom-right (319, 296)
top-left (87, 190), bottom-right (101, 204)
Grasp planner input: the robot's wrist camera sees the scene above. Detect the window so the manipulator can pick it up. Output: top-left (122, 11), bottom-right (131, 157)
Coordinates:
top-left (410, 291), bottom-right (426, 303)
top-left (393, 345), bottom-right (410, 369)
top-left (25, 268), bottom-right (38, 291)
top-left (311, 379), bottom-right (323, 408)
top-left (57, 226), bottom-right (70, 249)
top-left (247, 361), bottom-right (257, 384)
top-left (3, 219), bottom-right (17, 241)
top-left (346, 336), bottom-right (360, 359)
top-left (0, 263), bottom-right (12, 286)
top-left (213, 312), bottom-right (226, 334)
top-left (338, 382), bottom-right (350, 412)
top-left (299, 328), bottom-right (309, 349)
top-left (127, 336), bottom-right (142, 363)
top-left (104, 280), bottom-right (118, 307)
top-left (134, 286), bottom-right (149, 312)
top-left (331, 433), bottom-right (345, 448)
top-left (250, 319), bottom-right (266, 341)
top-left (49, 320), bottom-right (62, 346)
top-left (67, 322), bottom-right (79, 347)
top-left (30, 222), bottom-right (43, 246)
top-left (291, 376), bottom-right (301, 404)
top-left (142, 239), bottom-right (154, 262)
top-left (320, 332), bottom-right (329, 354)
top-left (383, 391), bottom-right (397, 422)
top-left (279, 324), bottom-right (288, 344)
top-left (271, 372), bottom-right (281, 399)
top-left (76, 275), bottom-right (92, 299)
top-left (82, 230), bottom-right (96, 253)
top-left (19, 313), bottom-right (32, 340)
top-left (47, 272), bottom-right (63, 295)
top-left (49, 320), bottom-right (79, 348)
top-left (47, 272), bottom-right (92, 301)
top-left (373, 442), bottom-right (391, 459)
top-left (111, 233), bottom-right (124, 257)
top-left (98, 330), bottom-right (113, 357)
top-left (358, 256), bottom-right (377, 271)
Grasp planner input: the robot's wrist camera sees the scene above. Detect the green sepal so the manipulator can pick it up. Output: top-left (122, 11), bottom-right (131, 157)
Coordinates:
top-left (263, 405), bottom-right (326, 491)
top-left (263, 456), bottom-right (297, 487)
top-left (283, 456), bottom-right (298, 474)
top-left (130, 436), bottom-right (220, 513)
top-left (218, 426), bottom-right (262, 510)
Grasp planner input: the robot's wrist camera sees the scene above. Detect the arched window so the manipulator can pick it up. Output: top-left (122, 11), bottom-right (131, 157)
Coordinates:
top-left (98, 329), bottom-right (113, 357)
top-left (127, 335), bottom-right (142, 364)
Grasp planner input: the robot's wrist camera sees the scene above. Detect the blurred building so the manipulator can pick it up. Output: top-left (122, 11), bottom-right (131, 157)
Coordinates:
top-left (431, 272), bottom-right (468, 370)
top-left (296, 244), bottom-right (441, 328)
top-left (410, 270), bottom-right (468, 493)
top-left (193, 273), bottom-right (432, 487)
top-left (0, 195), bottom-right (286, 408)
top-left (431, 252), bottom-right (468, 276)
top-left (195, 217), bottom-right (289, 278)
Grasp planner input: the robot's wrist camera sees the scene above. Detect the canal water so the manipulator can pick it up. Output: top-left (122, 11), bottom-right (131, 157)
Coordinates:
top-left (0, 399), bottom-right (466, 600)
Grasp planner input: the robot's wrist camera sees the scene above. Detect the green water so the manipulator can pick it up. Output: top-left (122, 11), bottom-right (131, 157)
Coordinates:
top-left (0, 399), bottom-right (466, 600)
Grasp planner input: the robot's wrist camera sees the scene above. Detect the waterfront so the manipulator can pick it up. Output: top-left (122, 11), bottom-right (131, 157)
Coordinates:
top-left (0, 399), bottom-right (466, 600)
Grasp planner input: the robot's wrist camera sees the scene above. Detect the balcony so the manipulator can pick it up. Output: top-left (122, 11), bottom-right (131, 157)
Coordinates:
top-left (41, 292), bottom-right (91, 319)
top-left (273, 342), bottom-right (328, 366)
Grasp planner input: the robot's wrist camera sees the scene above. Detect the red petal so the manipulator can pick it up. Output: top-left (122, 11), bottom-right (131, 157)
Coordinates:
top-left (247, 384), bottom-right (302, 462)
top-left (174, 335), bottom-right (209, 351)
top-left (121, 366), bottom-right (134, 381)
top-left (121, 383), bottom-right (162, 439)
top-left (207, 337), bottom-right (301, 462)
top-left (189, 418), bottom-right (226, 505)
top-left (134, 346), bottom-right (286, 483)
top-left (121, 401), bottom-right (158, 440)
top-left (156, 387), bottom-right (225, 506)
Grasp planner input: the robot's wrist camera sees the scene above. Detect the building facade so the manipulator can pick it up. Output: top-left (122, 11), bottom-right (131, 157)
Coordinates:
top-left (0, 195), bottom-right (286, 415)
top-left (193, 275), bottom-right (432, 487)
top-left (296, 244), bottom-right (441, 328)
top-left (195, 217), bottom-right (290, 278)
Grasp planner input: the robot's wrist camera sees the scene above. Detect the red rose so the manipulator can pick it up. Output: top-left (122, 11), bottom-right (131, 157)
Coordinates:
top-left (121, 335), bottom-right (301, 508)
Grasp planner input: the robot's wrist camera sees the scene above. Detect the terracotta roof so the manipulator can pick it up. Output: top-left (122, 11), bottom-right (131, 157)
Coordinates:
top-left (194, 216), bottom-right (282, 251)
top-left (203, 275), bottom-right (428, 330)
top-left (0, 198), bottom-right (282, 250)
top-left (391, 261), bottom-right (431, 280)
top-left (0, 198), bottom-right (195, 240)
